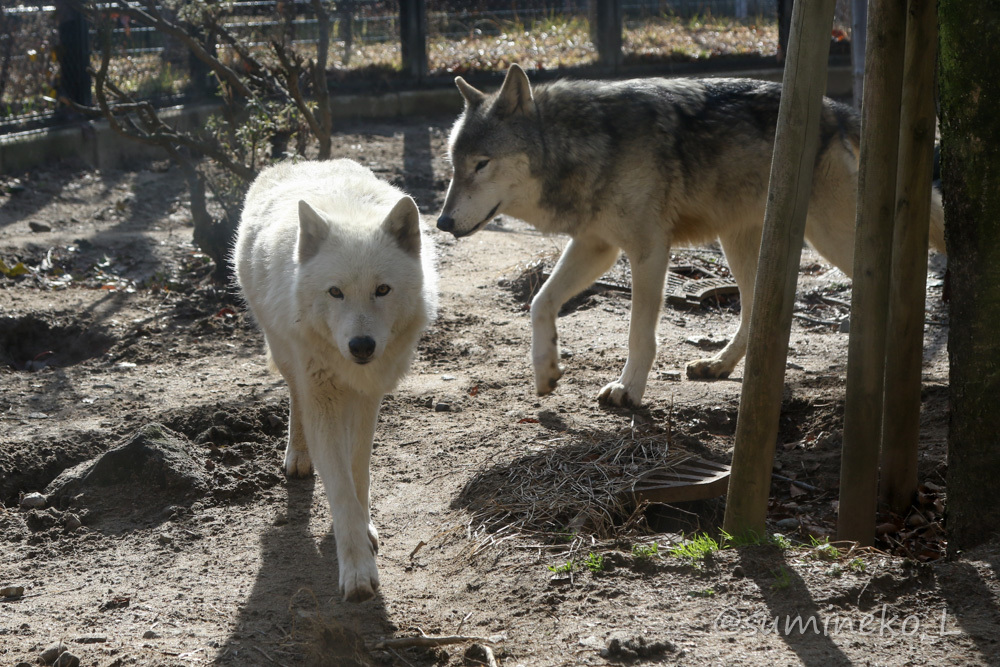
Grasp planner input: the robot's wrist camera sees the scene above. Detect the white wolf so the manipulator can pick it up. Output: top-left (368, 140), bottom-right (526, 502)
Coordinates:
top-left (234, 159), bottom-right (437, 602)
top-left (437, 65), bottom-right (945, 407)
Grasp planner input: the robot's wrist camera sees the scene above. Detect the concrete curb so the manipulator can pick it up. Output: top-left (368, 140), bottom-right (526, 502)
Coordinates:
top-left (0, 66), bottom-right (851, 175)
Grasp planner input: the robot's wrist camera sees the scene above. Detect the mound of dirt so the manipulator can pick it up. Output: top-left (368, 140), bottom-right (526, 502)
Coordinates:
top-left (45, 423), bottom-right (208, 515)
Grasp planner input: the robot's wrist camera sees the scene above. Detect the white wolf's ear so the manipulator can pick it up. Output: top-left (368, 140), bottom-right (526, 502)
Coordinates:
top-left (495, 64), bottom-right (533, 118)
top-left (455, 76), bottom-right (487, 108)
top-left (297, 200), bottom-right (330, 263)
top-left (382, 196), bottom-right (421, 256)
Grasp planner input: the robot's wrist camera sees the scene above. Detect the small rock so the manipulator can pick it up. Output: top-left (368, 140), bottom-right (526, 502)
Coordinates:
top-left (1, 585), bottom-right (25, 597)
top-left (732, 565), bottom-right (746, 579)
top-left (685, 335), bottom-right (727, 350)
top-left (658, 370), bottom-right (682, 381)
top-left (28, 412), bottom-right (49, 419)
top-left (434, 402), bottom-right (451, 413)
top-left (560, 349), bottom-right (574, 359)
top-left (776, 517), bottom-right (800, 530)
top-left (157, 533), bottom-right (173, 545)
top-left (29, 221), bottom-right (52, 233)
top-left (53, 651), bottom-right (80, 667)
top-left (441, 374), bottom-right (456, 381)
top-left (838, 318), bottom-right (851, 334)
top-left (787, 362), bottom-right (804, 370)
top-left (73, 634), bottom-right (107, 644)
top-left (20, 492), bottom-right (46, 509)
top-left (142, 629), bottom-right (159, 639)
top-left (40, 642), bottom-right (67, 664)
top-left (64, 514), bottom-right (82, 531)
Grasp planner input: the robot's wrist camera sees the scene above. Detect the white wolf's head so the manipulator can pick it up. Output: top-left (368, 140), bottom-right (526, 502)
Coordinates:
top-left (438, 64), bottom-right (539, 238)
top-left (295, 196), bottom-right (426, 367)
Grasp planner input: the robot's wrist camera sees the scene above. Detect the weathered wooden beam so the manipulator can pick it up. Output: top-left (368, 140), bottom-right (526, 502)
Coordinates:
top-left (722, 0), bottom-right (836, 538)
top-left (838, 0), bottom-right (907, 546)
top-left (400, 0), bottom-right (427, 82)
top-left (593, 0), bottom-right (622, 71)
top-left (879, 0), bottom-right (937, 514)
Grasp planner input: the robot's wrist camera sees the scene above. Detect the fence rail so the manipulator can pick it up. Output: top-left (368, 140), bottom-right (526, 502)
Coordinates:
top-left (0, 0), bottom-right (849, 136)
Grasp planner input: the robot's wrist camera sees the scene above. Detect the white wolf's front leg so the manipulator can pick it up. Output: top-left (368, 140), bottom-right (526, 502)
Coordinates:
top-left (283, 383), bottom-right (313, 477)
top-left (598, 247), bottom-right (669, 407)
top-left (530, 237), bottom-right (620, 395)
top-left (304, 391), bottom-right (380, 603)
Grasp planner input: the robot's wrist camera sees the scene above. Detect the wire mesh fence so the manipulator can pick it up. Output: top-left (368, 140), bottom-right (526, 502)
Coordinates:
top-left (1, 0), bottom-right (854, 136)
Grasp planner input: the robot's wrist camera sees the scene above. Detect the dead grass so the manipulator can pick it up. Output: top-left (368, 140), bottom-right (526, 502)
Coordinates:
top-left (456, 423), bottom-right (701, 553)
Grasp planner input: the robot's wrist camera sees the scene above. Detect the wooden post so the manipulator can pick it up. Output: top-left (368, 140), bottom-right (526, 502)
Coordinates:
top-left (851, 0), bottom-right (867, 107)
top-left (54, 0), bottom-right (91, 108)
top-left (722, 0), bottom-right (836, 538)
top-left (879, 0), bottom-right (937, 515)
top-left (837, 0), bottom-right (907, 546)
top-left (594, 0), bottom-right (622, 71)
top-left (400, 0), bottom-right (427, 82)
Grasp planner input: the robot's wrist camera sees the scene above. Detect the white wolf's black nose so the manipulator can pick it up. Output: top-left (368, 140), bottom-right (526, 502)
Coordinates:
top-left (349, 336), bottom-right (376, 361)
top-left (436, 215), bottom-right (455, 232)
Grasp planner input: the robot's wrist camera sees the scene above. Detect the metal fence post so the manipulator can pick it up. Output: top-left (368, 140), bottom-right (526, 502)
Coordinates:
top-left (54, 0), bottom-right (91, 108)
top-left (594, 0), bottom-right (622, 71)
top-left (400, 0), bottom-right (427, 82)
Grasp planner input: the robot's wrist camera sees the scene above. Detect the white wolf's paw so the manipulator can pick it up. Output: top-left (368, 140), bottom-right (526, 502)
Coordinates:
top-left (368, 522), bottom-right (380, 553)
top-left (597, 381), bottom-right (640, 408)
top-left (339, 546), bottom-right (380, 603)
top-left (533, 355), bottom-right (564, 396)
top-left (686, 357), bottom-right (733, 380)
top-left (283, 445), bottom-right (313, 478)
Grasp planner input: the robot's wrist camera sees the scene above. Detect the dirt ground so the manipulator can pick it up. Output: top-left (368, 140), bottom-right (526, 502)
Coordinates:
top-left (1, 116), bottom-right (998, 667)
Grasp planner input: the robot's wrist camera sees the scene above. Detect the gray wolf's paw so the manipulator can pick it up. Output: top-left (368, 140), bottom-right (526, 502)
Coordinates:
top-left (368, 522), bottom-right (380, 553)
top-left (597, 381), bottom-right (639, 408)
top-left (283, 445), bottom-right (313, 477)
top-left (339, 544), bottom-right (379, 603)
top-left (685, 358), bottom-right (733, 380)
top-left (533, 355), bottom-right (564, 396)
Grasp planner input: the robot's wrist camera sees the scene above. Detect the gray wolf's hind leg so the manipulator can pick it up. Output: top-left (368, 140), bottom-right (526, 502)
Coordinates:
top-left (598, 246), bottom-right (669, 407)
top-left (686, 226), bottom-right (763, 380)
top-left (531, 236), bottom-right (619, 395)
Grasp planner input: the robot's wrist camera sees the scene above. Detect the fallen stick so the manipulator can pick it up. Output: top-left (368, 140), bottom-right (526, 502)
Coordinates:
top-left (373, 635), bottom-right (493, 650)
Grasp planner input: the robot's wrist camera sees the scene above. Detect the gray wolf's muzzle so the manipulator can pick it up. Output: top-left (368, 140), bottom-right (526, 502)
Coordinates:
top-left (436, 214), bottom-right (456, 233)
top-left (349, 336), bottom-right (376, 363)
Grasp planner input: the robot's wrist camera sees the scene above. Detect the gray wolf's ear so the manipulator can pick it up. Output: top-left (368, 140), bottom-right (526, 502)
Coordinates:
top-left (455, 76), bottom-right (486, 107)
top-left (495, 64), bottom-right (533, 118)
top-left (297, 200), bottom-right (329, 263)
top-left (382, 196), bottom-right (421, 256)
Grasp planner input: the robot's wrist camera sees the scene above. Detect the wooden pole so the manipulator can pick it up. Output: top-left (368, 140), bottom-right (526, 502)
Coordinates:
top-left (837, 0), bottom-right (907, 546)
top-left (594, 0), bottom-right (622, 71)
top-left (879, 0), bottom-right (937, 515)
top-left (851, 0), bottom-right (867, 108)
top-left (722, 0), bottom-right (836, 538)
top-left (400, 0), bottom-right (427, 82)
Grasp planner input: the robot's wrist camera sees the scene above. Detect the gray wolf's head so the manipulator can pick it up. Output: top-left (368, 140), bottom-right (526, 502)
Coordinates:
top-left (437, 64), bottom-right (539, 238)
top-left (295, 196), bottom-right (425, 366)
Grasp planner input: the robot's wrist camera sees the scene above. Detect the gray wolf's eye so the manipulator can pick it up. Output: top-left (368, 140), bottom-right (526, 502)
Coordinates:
top-left (329, 286), bottom-right (344, 299)
top-left (475, 159), bottom-right (490, 172)
top-left (375, 284), bottom-right (391, 297)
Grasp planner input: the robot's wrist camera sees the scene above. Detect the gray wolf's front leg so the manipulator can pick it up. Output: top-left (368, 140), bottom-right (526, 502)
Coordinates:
top-left (598, 247), bottom-right (669, 407)
top-left (530, 237), bottom-right (619, 395)
top-left (304, 391), bottom-right (380, 602)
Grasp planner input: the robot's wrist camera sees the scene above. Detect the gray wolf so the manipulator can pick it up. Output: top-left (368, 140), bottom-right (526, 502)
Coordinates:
top-left (437, 65), bottom-right (945, 407)
top-left (233, 159), bottom-right (437, 601)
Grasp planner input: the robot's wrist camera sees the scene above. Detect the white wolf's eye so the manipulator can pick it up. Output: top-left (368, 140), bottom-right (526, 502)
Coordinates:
top-left (474, 159), bottom-right (490, 173)
top-left (375, 284), bottom-right (391, 297)
top-left (329, 286), bottom-right (344, 299)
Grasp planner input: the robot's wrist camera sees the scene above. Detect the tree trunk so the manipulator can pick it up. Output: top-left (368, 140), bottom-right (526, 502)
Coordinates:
top-left (939, 1), bottom-right (1000, 554)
